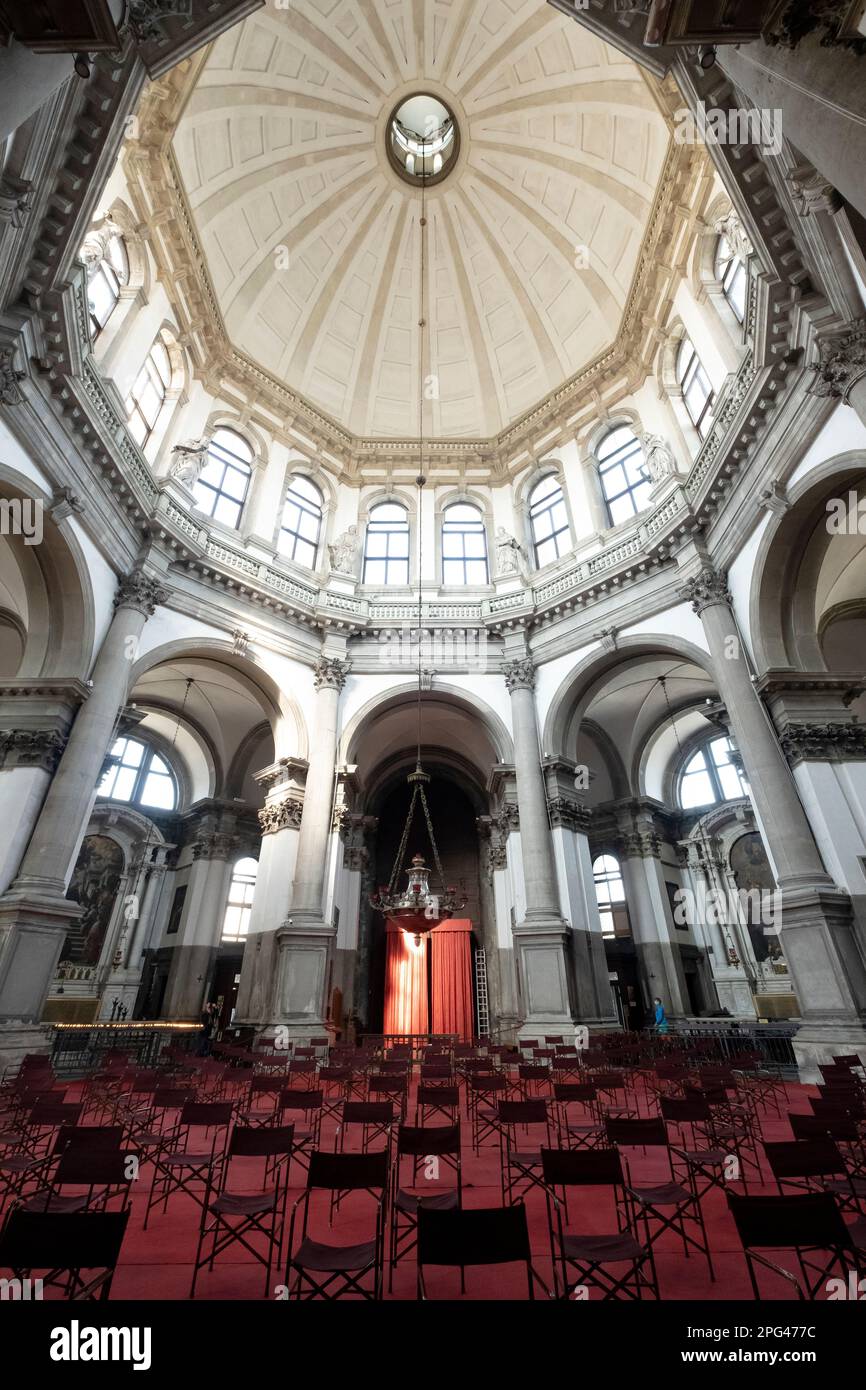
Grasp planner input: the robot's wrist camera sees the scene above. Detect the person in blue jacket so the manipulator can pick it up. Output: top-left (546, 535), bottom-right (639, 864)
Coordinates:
top-left (653, 997), bottom-right (669, 1034)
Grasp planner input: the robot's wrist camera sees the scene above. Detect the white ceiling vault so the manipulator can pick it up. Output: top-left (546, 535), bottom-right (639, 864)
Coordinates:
top-left (171, 0), bottom-right (670, 440)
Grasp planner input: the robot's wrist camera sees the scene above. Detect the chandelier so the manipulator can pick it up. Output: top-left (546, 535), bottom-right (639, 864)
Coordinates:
top-left (368, 157), bottom-right (466, 947)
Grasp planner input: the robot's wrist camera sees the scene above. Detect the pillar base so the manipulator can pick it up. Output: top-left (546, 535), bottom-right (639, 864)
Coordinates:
top-left (0, 889), bottom-right (81, 1023)
top-left (0, 1022), bottom-right (54, 1078)
top-left (272, 915), bottom-right (335, 1032)
top-left (513, 917), bottom-right (577, 1036)
top-left (791, 1020), bottom-right (866, 1084)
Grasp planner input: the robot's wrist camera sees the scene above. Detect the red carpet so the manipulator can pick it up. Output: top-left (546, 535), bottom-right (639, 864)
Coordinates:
top-left (12, 1075), bottom-right (848, 1301)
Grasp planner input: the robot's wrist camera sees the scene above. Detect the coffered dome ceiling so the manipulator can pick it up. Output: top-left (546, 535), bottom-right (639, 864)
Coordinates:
top-left (171, 0), bottom-right (671, 440)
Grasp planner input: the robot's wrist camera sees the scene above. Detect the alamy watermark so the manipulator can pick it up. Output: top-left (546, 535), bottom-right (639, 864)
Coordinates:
top-left (674, 100), bottom-right (783, 157)
top-left (0, 497), bottom-right (42, 546)
top-left (673, 883), bottom-right (782, 935)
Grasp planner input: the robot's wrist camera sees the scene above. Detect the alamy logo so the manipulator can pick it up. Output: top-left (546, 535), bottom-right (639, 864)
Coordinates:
top-left (674, 100), bottom-right (783, 156)
top-left (0, 497), bottom-right (42, 546)
top-left (49, 1321), bottom-right (152, 1372)
top-left (0, 1276), bottom-right (43, 1300)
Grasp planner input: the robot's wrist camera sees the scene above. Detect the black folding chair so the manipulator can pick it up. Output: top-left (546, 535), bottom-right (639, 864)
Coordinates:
top-left (468, 1073), bottom-right (510, 1153)
top-left (389, 1123), bottom-right (462, 1289)
top-left (238, 1076), bottom-right (284, 1127)
top-left (21, 1147), bottom-right (135, 1214)
top-left (191, 1125), bottom-right (296, 1298)
top-left (660, 1095), bottom-right (736, 1198)
top-left (0, 1207), bottom-right (130, 1299)
top-left (416, 1085), bottom-right (460, 1126)
top-left (416, 1202), bottom-right (546, 1299)
top-left (764, 1138), bottom-right (866, 1216)
top-left (367, 1074), bottom-right (408, 1121)
top-left (285, 1150), bottom-right (389, 1300)
top-left (318, 1066), bottom-right (352, 1122)
top-left (336, 1102), bottom-right (395, 1156)
top-left (727, 1189), bottom-right (865, 1299)
top-left (275, 1090), bottom-right (323, 1176)
top-left (143, 1101), bottom-right (233, 1228)
top-left (606, 1117), bottom-right (715, 1279)
top-left (553, 1083), bottom-right (605, 1151)
top-left (540, 1147), bottom-right (658, 1301)
top-left (494, 1099), bottom-right (555, 1206)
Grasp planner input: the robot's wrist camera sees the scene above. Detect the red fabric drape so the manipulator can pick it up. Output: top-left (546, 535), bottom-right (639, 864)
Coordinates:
top-left (430, 919), bottom-right (473, 1040)
top-left (383, 921), bottom-right (429, 1035)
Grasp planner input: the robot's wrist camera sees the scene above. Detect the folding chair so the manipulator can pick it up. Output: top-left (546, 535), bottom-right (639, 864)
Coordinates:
top-left (591, 1071), bottom-right (639, 1120)
top-left (21, 1147), bottom-right (135, 1214)
top-left (518, 1064), bottom-right (551, 1098)
top-left (287, 1059), bottom-right (319, 1091)
top-left (336, 1101), bottom-right (395, 1155)
top-left (416, 1085), bottom-right (460, 1126)
top-left (540, 1147), bottom-right (658, 1301)
top-left (191, 1124), bottom-right (296, 1298)
top-left (727, 1189), bottom-right (865, 1299)
top-left (606, 1117), bottom-right (715, 1279)
top-left (764, 1138), bottom-right (866, 1216)
top-left (553, 1083), bottom-right (605, 1151)
top-left (389, 1123), bottom-right (462, 1289)
top-left (0, 1207), bottom-right (130, 1299)
top-left (494, 1099), bottom-right (555, 1206)
top-left (285, 1150), bottom-right (388, 1300)
top-left (318, 1066), bottom-right (352, 1122)
top-left (143, 1101), bottom-right (233, 1228)
top-left (129, 1087), bottom-right (198, 1153)
top-left (238, 1076), bottom-right (284, 1127)
top-left (416, 1202), bottom-right (546, 1299)
top-left (467, 1073), bottom-right (510, 1153)
top-left (368, 1074), bottom-right (408, 1121)
top-left (789, 1110), bottom-right (866, 1177)
top-left (275, 1090), bottom-right (323, 1175)
top-left (660, 1095), bottom-right (736, 1199)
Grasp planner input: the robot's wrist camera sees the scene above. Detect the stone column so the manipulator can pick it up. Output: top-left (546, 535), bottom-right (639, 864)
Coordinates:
top-left (614, 808), bottom-right (690, 1017)
top-left (682, 563), bottom-right (866, 1076)
top-left (809, 319), bottom-right (866, 429)
top-left (0, 568), bottom-right (166, 1064)
top-left (272, 656), bottom-right (348, 1036)
top-left (503, 657), bottom-right (577, 1037)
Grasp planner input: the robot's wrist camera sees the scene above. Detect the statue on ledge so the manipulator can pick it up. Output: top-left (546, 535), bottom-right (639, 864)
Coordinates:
top-left (639, 432), bottom-right (676, 486)
top-left (328, 524), bottom-right (360, 576)
top-left (495, 527), bottom-right (525, 579)
top-left (169, 436), bottom-right (210, 489)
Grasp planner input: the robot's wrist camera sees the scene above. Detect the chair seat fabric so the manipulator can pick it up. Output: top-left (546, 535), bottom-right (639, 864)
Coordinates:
top-left (560, 1231), bottom-right (645, 1263)
top-left (292, 1236), bottom-right (377, 1271)
top-left (211, 1189), bottom-right (278, 1216)
top-left (395, 1187), bottom-right (458, 1215)
top-left (629, 1181), bottom-right (691, 1206)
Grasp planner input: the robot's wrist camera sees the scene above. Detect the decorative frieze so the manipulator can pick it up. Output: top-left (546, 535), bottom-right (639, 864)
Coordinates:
top-left (779, 722), bottom-right (866, 766)
top-left (502, 658), bottom-right (535, 692)
top-left (547, 798), bottom-right (593, 834)
top-left (113, 568), bottom-right (169, 617)
top-left (809, 319), bottom-right (866, 403)
top-left (682, 567), bottom-right (732, 615)
top-left (258, 797), bottom-right (303, 836)
top-left (0, 729), bottom-right (67, 773)
top-left (313, 657), bottom-right (349, 692)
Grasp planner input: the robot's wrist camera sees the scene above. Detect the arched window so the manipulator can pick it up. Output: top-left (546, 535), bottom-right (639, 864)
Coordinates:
top-left (679, 736), bottom-right (747, 810)
top-left (593, 854), bottom-right (627, 941)
top-left (194, 429), bottom-right (252, 530)
top-left (279, 475), bottom-right (323, 568)
top-left (125, 336), bottom-right (172, 447)
top-left (715, 233), bottom-right (747, 322)
top-left (85, 234), bottom-right (128, 335)
top-left (221, 857), bottom-right (258, 943)
top-left (363, 502), bottom-right (410, 586)
top-left (97, 736), bottom-right (177, 811)
top-left (597, 426), bottom-right (651, 526)
top-left (528, 474), bottom-right (570, 568)
top-left (442, 502), bottom-right (488, 585)
top-left (676, 336), bottom-right (715, 440)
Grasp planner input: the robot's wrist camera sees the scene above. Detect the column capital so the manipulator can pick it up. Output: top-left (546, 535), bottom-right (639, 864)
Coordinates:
top-left (681, 566), bottom-right (732, 616)
top-left (313, 656), bottom-right (349, 691)
top-left (113, 568), bottom-right (169, 617)
top-left (502, 657), bottom-right (535, 692)
top-left (809, 318), bottom-right (866, 404)
top-left (258, 796), bottom-right (304, 836)
top-left (0, 729), bottom-right (67, 774)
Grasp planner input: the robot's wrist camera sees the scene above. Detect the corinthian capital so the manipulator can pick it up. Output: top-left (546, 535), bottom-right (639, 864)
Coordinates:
top-left (502, 658), bottom-right (535, 692)
top-left (313, 656), bottom-right (349, 692)
top-left (810, 319), bottom-right (866, 403)
top-left (113, 568), bottom-right (169, 617)
top-left (682, 567), bottom-right (731, 616)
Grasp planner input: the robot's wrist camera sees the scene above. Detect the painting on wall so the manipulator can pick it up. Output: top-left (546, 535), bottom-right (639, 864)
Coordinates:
top-left (730, 831), bottom-right (777, 963)
top-left (64, 834), bottom-right (124, 965)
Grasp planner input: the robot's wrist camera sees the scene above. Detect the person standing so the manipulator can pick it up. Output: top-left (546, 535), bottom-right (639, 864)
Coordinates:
top-left (653, 997), bottom-right (669, 1035)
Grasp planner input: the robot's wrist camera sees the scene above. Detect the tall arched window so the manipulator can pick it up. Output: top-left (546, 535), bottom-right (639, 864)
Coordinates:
top-left (363, 502), bottom-right (410, 586)
top-left (84, 234), bottom-right (128, 335)
top-left (194, 429), bottom-right (252, 530)
top-left (593, 854), bottom-right (627, 940)
top-left (528, 474), bottom-right (570, 568)
top-left (679, 736), bottom-right (747, 810)
top-left (279, 475), bottom-right (323, 568)
top-left (221, 857), bottom-right (258, 943)
top-left (597, 426), bottom-right (651, 526)
top-left (125, 336), bottom-right (172, 447)
top-left (715, 233), bottom-right (747, 323)
top-left (676, 336), bottom-right (715, 440)
top-left (97, 736), bottom-right (177, 811)
top-left (442, 502), bottom-right (488, 585)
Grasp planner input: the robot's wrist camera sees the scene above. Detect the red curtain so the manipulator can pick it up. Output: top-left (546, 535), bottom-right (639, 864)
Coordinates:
top-left (383, 921), bottom-right (429, 1035)
top-left (431, 919), bottom-right (473, 1040)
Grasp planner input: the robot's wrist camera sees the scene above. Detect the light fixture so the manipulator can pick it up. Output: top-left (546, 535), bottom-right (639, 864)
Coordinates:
top-left (369, 160), bottom-right (466, 947)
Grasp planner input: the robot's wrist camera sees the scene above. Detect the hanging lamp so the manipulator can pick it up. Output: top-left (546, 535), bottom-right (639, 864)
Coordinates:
top-left (369, 148), bottom-right (466, 947)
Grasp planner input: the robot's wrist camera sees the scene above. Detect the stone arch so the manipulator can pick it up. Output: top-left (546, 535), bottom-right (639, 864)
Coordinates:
top-left (341, 681), bottom-right (514, 776)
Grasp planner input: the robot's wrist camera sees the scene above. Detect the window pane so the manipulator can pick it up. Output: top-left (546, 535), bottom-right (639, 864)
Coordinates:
top-left (112, 767), bottom-right (137, 802)
top-left (608, 494), bottom-right (635, 527)
top-left (535, 536), bottom-right (558, 568)
top-left (364, 560), bottom-right (386, 585)
top-left (141, 773), bottom-right (175, 809)
top-left (717, 765), bottom-right (743, 801)
top-left (220, 465), bottom-right (249, 502)
top-left (465, 560), bottom-right (488, 585)
top-left (213, 495), bottom-right (242, 528)
top-left (122, 740), bottom-right (144, 768)
top-left (681, 769), bottom-right (714, 808)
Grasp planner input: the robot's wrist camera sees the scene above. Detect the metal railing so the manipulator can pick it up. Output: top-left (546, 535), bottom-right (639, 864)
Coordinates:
top-left (49, 1022), bottom-right (200, 1075)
